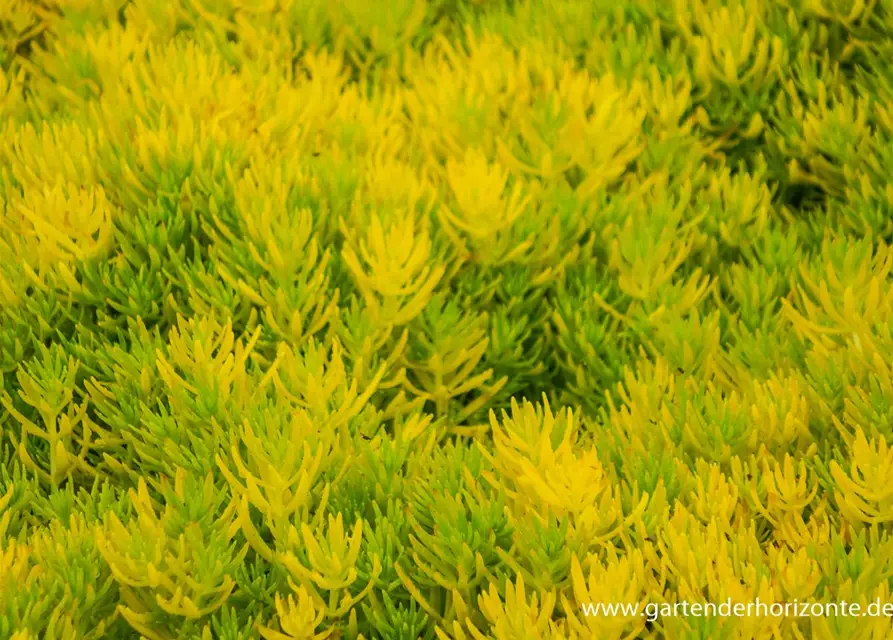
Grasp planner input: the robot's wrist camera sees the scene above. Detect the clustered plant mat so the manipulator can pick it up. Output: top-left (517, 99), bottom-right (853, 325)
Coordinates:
top-left (2, 0), bottom-right (893, 639)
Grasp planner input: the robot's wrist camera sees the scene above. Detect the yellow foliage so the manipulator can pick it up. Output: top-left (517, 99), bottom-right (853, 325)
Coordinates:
top-left (342, 210), bottom-right (445, 327)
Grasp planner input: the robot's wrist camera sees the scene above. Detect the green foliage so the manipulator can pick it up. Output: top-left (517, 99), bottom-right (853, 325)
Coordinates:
top-left (6, 0), bottom-right (893, 638)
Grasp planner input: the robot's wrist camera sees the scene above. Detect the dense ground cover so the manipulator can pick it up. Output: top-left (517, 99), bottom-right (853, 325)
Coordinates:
top-left (3, 0), bottom-right (893, 638)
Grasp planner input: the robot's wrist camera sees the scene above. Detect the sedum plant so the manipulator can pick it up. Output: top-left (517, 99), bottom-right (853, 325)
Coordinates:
top-left (5, 0), bottom-right (893, 637)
